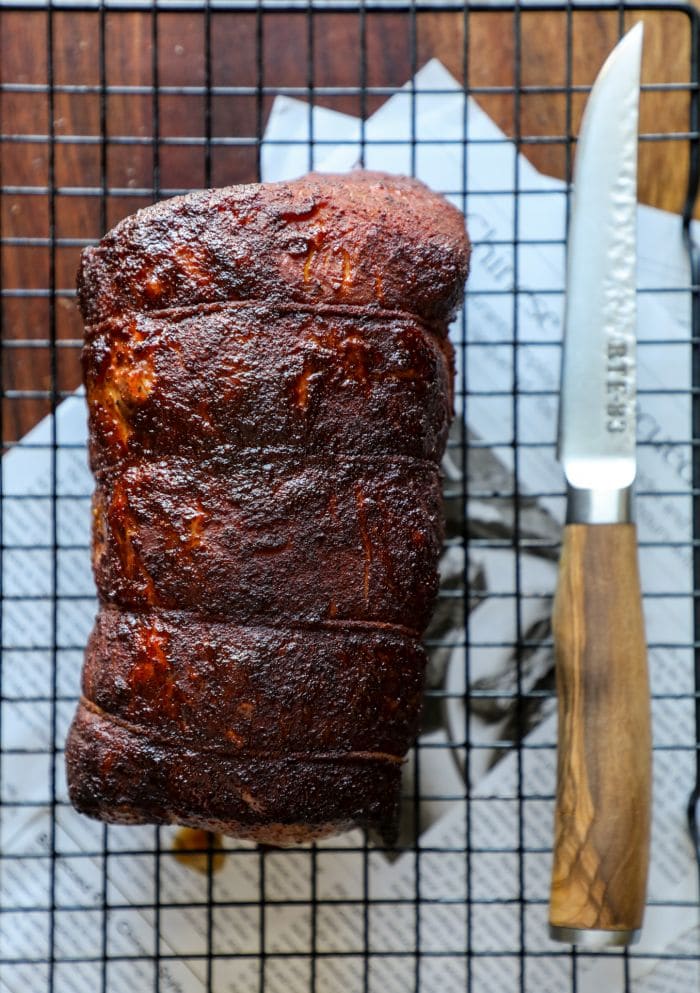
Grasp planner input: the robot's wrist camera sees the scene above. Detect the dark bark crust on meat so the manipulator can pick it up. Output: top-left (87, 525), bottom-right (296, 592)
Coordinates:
top-left (82, 610), bottom-right (426, 756)
top-left (66, 170), bottom-right (470, 842)
top-left (67, 705), bottom-right (402, 845)
top-left (91, 456), bottom-right (443, 628)
top-left (83, 303), bottom-right (453, 470)
top-left (77, 171), bottom-right (470, 327)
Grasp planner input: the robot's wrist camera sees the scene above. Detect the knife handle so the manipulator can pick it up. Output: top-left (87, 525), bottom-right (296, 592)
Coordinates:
top-left (549, 522), bottom-right (651, 943)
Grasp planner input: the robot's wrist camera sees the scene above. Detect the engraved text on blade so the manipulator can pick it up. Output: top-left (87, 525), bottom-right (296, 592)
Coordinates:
top-left (601, 84), bottom-right (637, 435)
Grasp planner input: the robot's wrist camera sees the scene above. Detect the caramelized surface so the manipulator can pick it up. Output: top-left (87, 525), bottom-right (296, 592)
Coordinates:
top-left (84, 304), bottom-right (453, 469)
top-left (92, 456), bottom-right (443, 627)
top-left (78, 171), bottom-right (469, 326)
top-left (68, 705), bottom-right (402, 843)
top-left (65, 171), bottom-right (469, 841)
top-left (83, 611), bottom-right (426, 755)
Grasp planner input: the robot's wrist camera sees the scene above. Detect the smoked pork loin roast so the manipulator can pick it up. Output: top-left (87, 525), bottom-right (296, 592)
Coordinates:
top-left (66, 171), bottom-right (470, 844)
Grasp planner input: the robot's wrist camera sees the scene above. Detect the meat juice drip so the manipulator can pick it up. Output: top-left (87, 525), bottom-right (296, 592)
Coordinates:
top-left (172, 827), bottom-right (226, 874)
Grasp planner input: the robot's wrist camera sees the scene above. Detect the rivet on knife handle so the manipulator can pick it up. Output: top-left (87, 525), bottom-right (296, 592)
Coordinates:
top-left (549, 518), bottom-right (650, 945)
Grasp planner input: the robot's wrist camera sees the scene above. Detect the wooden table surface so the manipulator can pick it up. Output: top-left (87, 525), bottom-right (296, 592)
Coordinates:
top-left (0, 5), bottom-right (696, 443)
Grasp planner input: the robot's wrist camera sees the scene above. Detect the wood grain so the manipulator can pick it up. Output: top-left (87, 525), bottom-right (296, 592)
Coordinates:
top-left (0, 7), bottom-right (697, 444)
top-left (550, 523), bottom-right (651, 935)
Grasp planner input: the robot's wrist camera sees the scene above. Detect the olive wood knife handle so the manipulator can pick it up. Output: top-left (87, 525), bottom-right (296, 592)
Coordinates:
top-left (549, 522), bottom-right (651, 944)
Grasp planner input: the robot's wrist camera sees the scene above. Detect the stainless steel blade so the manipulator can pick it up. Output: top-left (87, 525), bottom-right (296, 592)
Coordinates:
top-left (558, 23), bottom-right (643, 525)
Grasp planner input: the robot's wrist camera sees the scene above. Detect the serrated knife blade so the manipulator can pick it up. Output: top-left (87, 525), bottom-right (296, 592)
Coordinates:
top-left (549, 23), bottom-right (652, 949)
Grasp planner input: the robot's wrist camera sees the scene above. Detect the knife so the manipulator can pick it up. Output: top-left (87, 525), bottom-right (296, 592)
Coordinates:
top-left (549, 22), bottom-right (651, 947)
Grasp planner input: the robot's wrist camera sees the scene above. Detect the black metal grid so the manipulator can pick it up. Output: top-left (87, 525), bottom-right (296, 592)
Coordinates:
top-left (1, 3), bottom-right (699, 992)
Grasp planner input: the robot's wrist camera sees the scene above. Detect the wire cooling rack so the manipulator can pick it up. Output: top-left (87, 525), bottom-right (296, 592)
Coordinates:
top-left (1, 3), bottom-right (699, 992)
